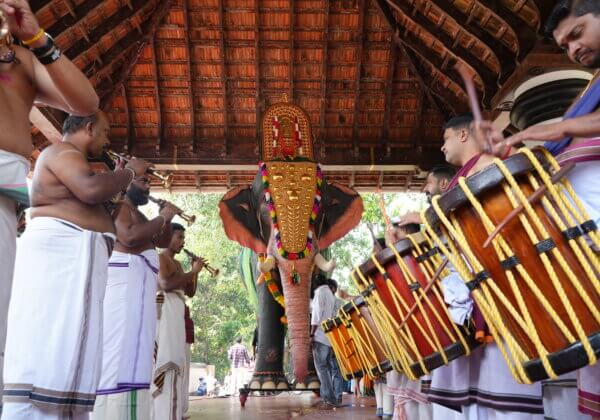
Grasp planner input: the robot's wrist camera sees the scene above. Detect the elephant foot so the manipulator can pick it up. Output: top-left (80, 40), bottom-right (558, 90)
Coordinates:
top-left (293, 372), bottom-right (320, 391)
top-left (247, 372), bottom-right (290, 391)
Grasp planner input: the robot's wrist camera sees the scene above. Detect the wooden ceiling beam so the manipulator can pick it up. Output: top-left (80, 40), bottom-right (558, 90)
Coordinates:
top-left (374, 0), bottom-right (455, 119)
top-left (151, 36), bottom-right (164, 152)
top-left (386, 0), bottom-right (497, 102)
top-left (478, 0), bottom-right (538, 59)
top-left (122, 83), bottom-right (134, 153)
top-left (288, 0), bottom-right (295, 103)
top-left (90, 41), bottom-right (140, 85)
top-left (218, 0), bottom-right (229, 156)
top-left (99, 0), bottom-right (172, 109)
top-left (182, 0), bottom-right (197, 153)
top-left (413, 88), bottom-right (425, 152)
top-left (352, 0), bottom-right (367, 159)
top-left (382, 39), bottom-right (397, 157)
top-left (428, 0), bottom-right (516, 66)
top-left (254, 0), bottom-right (262, 153)
top-left (30, 0), bottom-right (49, 12)
top-left (46, 0), bottom-right (105, 39)
top-left (319, 0), bottom-right (330, 159)
top-left (64, 0), bottom-right (151, 61)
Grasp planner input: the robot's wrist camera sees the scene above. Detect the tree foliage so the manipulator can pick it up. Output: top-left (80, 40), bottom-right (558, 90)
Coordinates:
top-left (145, 190), bottom-right (427, 379)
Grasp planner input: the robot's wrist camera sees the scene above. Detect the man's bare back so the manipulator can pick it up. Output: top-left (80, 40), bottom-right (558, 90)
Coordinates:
top-left (30, 143), bottom-right (115, 233)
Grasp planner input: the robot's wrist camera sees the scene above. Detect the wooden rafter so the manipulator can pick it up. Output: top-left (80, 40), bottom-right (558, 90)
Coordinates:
top-left (352, 0), bottom-right (367, 158)
top-left (374, 0), bottom-right (456, 118)
top-left (64, 0), bottom-right (151, 60)
top-left (413, 88), bottom-right (425, 150)
top-left (288, 0), bottom-right (295, 102)
top-left (218, 0), bottom-right (229, 156)
top-left (386, 0), bottom-right (497, 101)
top-left (182, 0), bottom-right (197, 152)
top-left (318, 0), bottom-right (330, 158)
top-left (89, 39), bottom-right (141, 84)
top-left (428, 0), bottom-right (516, 66)
top-left (46, 0), bottom-right (104, 38)
top-left (477, 0), bottom-right (537, 59)
top-left (255, 0), bottom-right (262, 151)
top-left (151, 36), bottom-right (163, 151)
top-left (382, 39), bottom-right (397, 155)
top-left (122, 83), bottom-right (134, 152)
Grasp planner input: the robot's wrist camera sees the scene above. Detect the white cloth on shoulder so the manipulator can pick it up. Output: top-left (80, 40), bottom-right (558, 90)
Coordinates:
top-left (440, 270), bottom-right (473, 325)
top-left (3, 217), bottom-right (113, 415)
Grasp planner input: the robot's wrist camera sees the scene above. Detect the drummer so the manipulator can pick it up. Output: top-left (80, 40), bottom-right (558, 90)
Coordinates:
top-left (473, 1), bottom-right (600, 417)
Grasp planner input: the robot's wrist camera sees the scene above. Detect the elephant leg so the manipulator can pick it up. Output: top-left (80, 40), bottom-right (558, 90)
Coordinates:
top-left (294, 346), bottom-right (321, 391)
top-left (249, 272), bottom-right (289, 391)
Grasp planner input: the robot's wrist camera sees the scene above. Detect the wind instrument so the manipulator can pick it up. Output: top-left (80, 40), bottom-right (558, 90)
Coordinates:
top-left (148, 195), bottom-right (196, 226)
top-left (0, 10), bottom-right (8, 41)
top-left (183, 248), bottom-right (220, 277)
top-left (105, 150), bottom-right (173, 188)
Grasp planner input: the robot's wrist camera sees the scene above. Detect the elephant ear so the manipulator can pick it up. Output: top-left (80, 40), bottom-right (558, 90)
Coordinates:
top-left (219, 186), bottom-right (267, 253)
top-left (317, 181), bottom-right (364, 250)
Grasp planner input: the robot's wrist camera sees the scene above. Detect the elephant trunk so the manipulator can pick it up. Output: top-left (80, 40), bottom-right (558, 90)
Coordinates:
top-left (277, 256), bottom-right (315, 383)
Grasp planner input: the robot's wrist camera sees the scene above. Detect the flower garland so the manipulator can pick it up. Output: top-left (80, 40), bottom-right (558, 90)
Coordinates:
top-left (259, 162), bottom-right (323, 261)
top-left (257, 255), bottom-right (287, 324)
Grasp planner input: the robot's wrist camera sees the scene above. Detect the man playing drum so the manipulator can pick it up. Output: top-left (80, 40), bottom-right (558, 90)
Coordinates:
top-left (475, 1), bottom-right (600, 417)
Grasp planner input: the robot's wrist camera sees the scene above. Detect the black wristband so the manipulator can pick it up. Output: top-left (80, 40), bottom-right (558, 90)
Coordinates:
top-left (37, 47), bottom-right (61, 65)
top-left (30, 33), bottom-right (55, 57)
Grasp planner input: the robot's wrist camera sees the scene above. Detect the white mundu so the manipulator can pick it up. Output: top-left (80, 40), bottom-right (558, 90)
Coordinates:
top-left (2, 217), bottom-right (114, 420)
top-left (151, 290), bottom-right (187, 420)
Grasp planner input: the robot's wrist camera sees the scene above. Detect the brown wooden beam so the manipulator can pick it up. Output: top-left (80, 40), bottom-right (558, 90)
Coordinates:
top-left (386, 0), bottom-right (498, 103)
top-left (122, 83), bottom-right (134, 153)
top-left (64, 0), bottom-right (152, 60)
top-left (151, 36), bottom-right (164, 152)
top-left (374, 0), bottom-right (455, 119)
top-left (382, 39), bottom-right (397, 156)
top-left (47, 0), bottom-right (105, 39)
top-left (352, 0), bottom-right (367, 159)
top-left (254, 0), bottom-right (262, 154)
top-left (218, 0), bottom-right (229, 156)
top-left (99, 0), bottom-right (172, 110)
top-left (288, 0), bottom-right (295, 102)
top-left (318, 0), bottom-right (330, 160)
top-left (413, 88), bottom-right (425, 151)
top-left (182, 0), bottom-right (197, 152)
top-left (90, 42), bottom-right (140, 85)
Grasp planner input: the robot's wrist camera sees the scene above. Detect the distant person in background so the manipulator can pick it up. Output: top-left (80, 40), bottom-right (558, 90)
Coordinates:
top-left (228, 337), bottom-right (250, 396)
top-left (196, 378), bottom-right (207, 397)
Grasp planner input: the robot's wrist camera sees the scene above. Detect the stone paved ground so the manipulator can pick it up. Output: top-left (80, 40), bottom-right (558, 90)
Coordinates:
top-left (188, 393), bottom-right (377, 420)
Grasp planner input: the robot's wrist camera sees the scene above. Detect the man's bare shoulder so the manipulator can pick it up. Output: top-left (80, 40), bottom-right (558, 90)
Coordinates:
top-left (38, 143), bottom-right (85, 164)
top-left (13, 45), bottom-right (34, 71)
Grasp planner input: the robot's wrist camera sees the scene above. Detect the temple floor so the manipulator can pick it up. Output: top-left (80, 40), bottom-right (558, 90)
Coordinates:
top-left (188, 393), bottom-right (377, 419)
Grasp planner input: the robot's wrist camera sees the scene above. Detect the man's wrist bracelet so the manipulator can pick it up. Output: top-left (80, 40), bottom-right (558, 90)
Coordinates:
top-left (30, 33), bottom-right (62, 65)
top-left (22, 28), bottom-right (45, 46)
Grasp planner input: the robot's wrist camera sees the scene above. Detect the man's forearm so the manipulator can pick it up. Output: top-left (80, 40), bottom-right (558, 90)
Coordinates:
top-left (562, 113), bottom-right (600, 139)
top-left (43, 56), bottom-right (99, 115)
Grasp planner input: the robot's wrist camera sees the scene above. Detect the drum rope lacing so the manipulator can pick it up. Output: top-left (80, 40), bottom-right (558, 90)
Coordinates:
top-left (423, 148), bottom-right (599, 383)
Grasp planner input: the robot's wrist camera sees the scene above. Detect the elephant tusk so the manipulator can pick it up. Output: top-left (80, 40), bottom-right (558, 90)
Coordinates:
top-left (257, 255), bottom-right (276, 273)
top-left (314, 253), bottom-right (336, 272)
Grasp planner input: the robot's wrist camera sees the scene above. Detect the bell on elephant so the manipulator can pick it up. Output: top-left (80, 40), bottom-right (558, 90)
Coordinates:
top-left (220, 100), bottom-right (364, 385)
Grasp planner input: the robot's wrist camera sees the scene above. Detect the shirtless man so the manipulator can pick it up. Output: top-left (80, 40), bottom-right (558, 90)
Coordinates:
top-left (2, 112), bottom-right (151, 419)
top-left (0, 0), bottom-right (99, 407)
top-left (153, 223), bottom-right (204, 420)
top-left (93, 177), bottom-right (179, 420)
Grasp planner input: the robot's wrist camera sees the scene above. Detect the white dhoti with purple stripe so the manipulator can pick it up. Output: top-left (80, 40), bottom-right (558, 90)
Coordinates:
top-left (2, 217), bottom-right (113, 419)
top-left (93, 250), bottom-right (158, 419)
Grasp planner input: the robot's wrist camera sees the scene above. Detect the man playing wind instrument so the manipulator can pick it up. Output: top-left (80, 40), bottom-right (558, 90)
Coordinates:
top-left (0, 0), bottom-right (99, 410)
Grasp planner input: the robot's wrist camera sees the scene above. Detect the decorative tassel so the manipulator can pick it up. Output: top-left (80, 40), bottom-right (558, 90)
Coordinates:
top-left (290, 264), bottom-right (301, 285)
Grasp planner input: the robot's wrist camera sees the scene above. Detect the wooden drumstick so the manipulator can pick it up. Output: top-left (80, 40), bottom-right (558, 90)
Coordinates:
top-left (397, 259), bottom-right (449, 331)
top-left (483, 162), bottom-right (575, 248)
top-left (455, 63), bottom-right (492, 153)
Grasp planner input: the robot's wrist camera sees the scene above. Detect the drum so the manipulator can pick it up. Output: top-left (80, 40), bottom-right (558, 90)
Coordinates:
top-left (322, 316), bottom-right (364, 381)
top-left (338, 296), bottom-right (392, 379)
top-left (353, 231), bottom-right (479, 380)
top-left (423, 147), bottom-right (600, 383)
